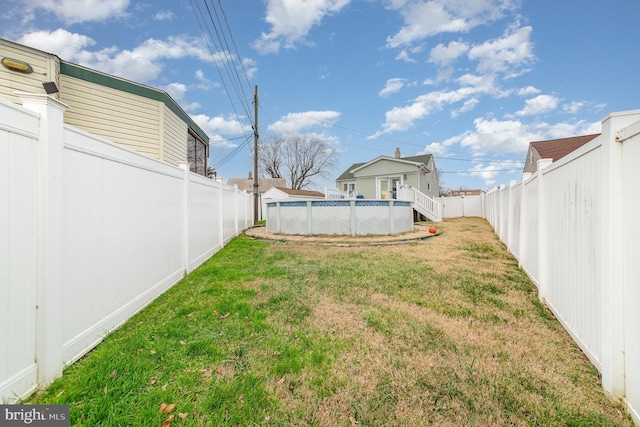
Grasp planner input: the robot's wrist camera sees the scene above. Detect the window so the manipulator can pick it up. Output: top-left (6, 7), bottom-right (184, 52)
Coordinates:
top-left (188, 131), bottom-right (208, 176)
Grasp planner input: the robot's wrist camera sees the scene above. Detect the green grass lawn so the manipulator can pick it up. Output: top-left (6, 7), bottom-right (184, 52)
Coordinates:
top-left (26, 218), bottom-right (633, 426)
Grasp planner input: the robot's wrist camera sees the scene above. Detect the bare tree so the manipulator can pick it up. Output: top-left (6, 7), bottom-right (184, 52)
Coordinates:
top-left (435, 166), bottom-right (444, 188)
top-left (258, 134), bottom-right (338, 190)
top-left (259, 135), bottom-right (283, 180)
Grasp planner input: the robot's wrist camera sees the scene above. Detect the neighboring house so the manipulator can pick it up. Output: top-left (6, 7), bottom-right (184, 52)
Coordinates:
top-left (262, 187), bottom-right (325, 200)
top-left (227, 172), bottom-right (286, 194)
top-left (261, 187), bottom-right (325, 217)
top-left (523, 134), bottom-right (600, 174)
top-left (336, 148), bottom-right (439, 199)
top-left (0, 38), bottom-right (209, 175)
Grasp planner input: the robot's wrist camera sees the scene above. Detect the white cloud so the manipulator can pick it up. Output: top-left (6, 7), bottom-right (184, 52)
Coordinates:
top-left (517, 86), bottom-right (540, 96)
top-left (450, 98), bottom-right (479, 118)
top-left (563, 101), bottom-right (585, 114)
top-left (242, 57), bottom-right (258, 80)
top-left (163, 83), bottom-right (200, 112)
top-left (195, 69), bottom-right (216, 90)
top-left (386, 0), bottom-right (517, 48)
top-left (18, 28), bottom-right (96, 60)
top-left (468, 24), bottom-right (534, 76)
top-left (468, 162), bottom-right (520, 186)
top-left (18, 29), bottom-right (215, 83)
top-left (379, 78), bottom-right (407, 97)
top-left (459, 117), bottom-right (543, 155)
top-left (429, 40), bottom-right (469, 67)
top-left (268, 111), bottom-right (341, 133)
top-left (516, 94), bottom-right (559, 116)
top-left (446, 117), bottom-right (602, 157)
top-left (153, 10), bottom-right (174, 21)
top-left (395, 49), bottom-right (417, 63)
top-left (191, 114), bottom-right (247, 150)
top-left (23, 0), bottom-right (129, 24)
top-left (420, 142), bottom-right (448, 157)
top-left (369, 85), bottom-right (490, 138)
top-left (253, 0), bottom-right (351, 54)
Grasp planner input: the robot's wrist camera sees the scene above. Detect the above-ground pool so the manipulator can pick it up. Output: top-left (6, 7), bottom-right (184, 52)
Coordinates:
top-left (266, 199), bottom-right (414, 236)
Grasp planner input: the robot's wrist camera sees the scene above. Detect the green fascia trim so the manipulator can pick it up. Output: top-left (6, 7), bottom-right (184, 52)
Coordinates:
top-left (60, 61), bottom-right (208, 143)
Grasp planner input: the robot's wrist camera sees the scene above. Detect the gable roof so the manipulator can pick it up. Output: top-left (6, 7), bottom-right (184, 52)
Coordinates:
top-left (337, 154), bottom-right (433, 181)
top-left (336, 162), bottom-right (365, 181)
top-left (530, 134), bottom-right (600, 162)
top-left (273, 187), bottom-right (325, 198)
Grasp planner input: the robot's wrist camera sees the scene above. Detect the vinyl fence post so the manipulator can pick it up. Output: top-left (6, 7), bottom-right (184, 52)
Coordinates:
top-left (536, 158), bottom-right (553, 303)
top-left (507, 180), bottom-right (516, 251)
top-left (218, 180), bottom-right (224, 249)
top-left (519, 173), bottom-right (532, 268)
top-left (599, 112), bottom-right (628, 401)
top-left (234, 185), bottom-right (239, 236)
top-left (18, 93), bottom-right (68, 388)
top-left (179, 164), bottom-right (191, 274)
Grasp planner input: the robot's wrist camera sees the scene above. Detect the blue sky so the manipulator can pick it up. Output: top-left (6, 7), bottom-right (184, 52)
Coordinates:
top-left (2, 0), bottom-right (639, 191)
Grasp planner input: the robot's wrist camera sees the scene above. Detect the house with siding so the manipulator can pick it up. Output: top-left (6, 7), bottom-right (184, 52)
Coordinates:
top-left (523, 134), bottom-right (600, 174)
top-left (0, 38), bottom-right (209, 175)
top-left (336, 148), bottom-right (439, 200)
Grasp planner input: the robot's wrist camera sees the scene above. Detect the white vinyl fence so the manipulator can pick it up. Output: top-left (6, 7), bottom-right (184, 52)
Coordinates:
top-left (438, 195), bottom-right (483, 218)
top-left (483, 109), bottom-right (640, 425)
top-left (0, 94), bottom-right (252, 403)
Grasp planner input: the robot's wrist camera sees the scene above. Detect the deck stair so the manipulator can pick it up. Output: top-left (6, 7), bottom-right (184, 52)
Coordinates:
top-left (399, 187), bottom-right (442, 222)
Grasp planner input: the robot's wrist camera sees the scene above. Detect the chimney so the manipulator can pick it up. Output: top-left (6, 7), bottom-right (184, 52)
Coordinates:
top-left (395, 147), bottom-right (401, 158)
top-left (248, 171), bottom-right (253, 180)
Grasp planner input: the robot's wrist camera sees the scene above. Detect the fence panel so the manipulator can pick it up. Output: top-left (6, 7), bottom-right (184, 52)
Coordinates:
top-left (507, 183), bottom-right (522, 260)
top-left (482, 110), bottom-right (640, 424)
top-left (543, 145), bottom-right (603, 369)
top-left (520, 175), bottom-right (539, 285)
top-left (622, 127), bottom-right (640, 424)
top-left (61, 128), bottom-right (185, 364)
top-left (0, 95), bottom-right (252, 403)
top-left (439, 196), bottom-right (483, 218)
top-left (188, 173), bottom-right (223, 271)
top-left (0, 99), bottom-right (40, 400)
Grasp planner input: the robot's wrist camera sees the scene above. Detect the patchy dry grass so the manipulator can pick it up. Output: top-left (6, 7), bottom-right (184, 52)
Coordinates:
top-left (27, 217), bottom-right (632, 426)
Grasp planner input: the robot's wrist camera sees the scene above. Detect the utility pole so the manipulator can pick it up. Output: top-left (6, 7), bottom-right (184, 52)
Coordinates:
top-left (253, 85), bottom-right (259, 225)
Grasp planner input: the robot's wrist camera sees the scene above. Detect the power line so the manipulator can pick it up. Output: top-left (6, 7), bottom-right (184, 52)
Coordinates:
top-left (189, 0), bottom-right (258, 169)
top-left (210, 135), bottom-right (253, 169)
top-left (435, 156), bottom-right (524, 164)
top-left (201, 0), bottom-right (252, 119)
